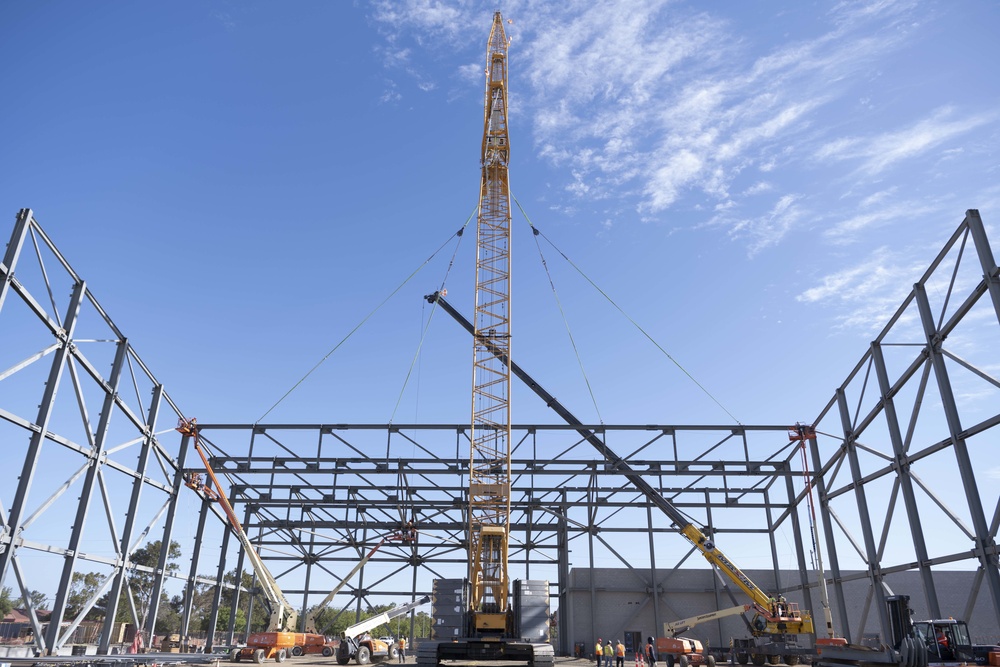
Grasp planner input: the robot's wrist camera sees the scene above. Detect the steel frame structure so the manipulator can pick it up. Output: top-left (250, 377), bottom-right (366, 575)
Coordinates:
top-left (1, 208), bottom-right (998, 656)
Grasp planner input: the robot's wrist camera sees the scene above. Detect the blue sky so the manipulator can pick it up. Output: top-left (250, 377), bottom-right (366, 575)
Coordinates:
top-left (3, 0), bottom-right (998, 430)
top-left (2, 0), bottom-right (1000, 607)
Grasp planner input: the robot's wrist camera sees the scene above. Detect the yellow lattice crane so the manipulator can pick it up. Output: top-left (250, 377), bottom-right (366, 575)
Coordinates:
top-left (417, 13), bottom-right (553, 667)
top-left (468, 9), bottom-right (513, 636)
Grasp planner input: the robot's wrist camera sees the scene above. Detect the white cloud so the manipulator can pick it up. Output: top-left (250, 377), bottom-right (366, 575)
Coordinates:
top-left (796, 245), bottom-right (927, 332)
top-left (824, 199), bottom-right (935, 243)
top-left (721, 194), bottom-right (805, 257)
top-left (815, 107), bottom-right (995, 175)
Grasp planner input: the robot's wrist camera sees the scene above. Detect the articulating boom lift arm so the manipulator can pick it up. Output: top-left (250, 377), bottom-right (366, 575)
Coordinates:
top-left (303, 529), bottom-right (416, 634)
top-left (177, 418), bottom-right (298, 632)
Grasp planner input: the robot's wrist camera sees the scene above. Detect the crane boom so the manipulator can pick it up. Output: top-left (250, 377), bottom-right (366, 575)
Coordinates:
top-left (468, 10), bottom-right (512, 636)
top-left (177, 419), bottom-right (298, 632)
top-left (427, 291), bottom-right (814, 638)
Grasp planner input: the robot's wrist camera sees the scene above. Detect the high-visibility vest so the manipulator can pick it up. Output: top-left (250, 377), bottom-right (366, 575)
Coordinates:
top-left (597, 644), bottom-right (604, 656)
top-left (617, 644), bottom-right (626, 657)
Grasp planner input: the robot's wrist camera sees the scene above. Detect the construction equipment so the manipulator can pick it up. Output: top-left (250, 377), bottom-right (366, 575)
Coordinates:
top-left (814, 595), bottom-right (1000, 667)
top-left (664, 605), bottom-right (753, 639)
top-left (657, 606), bottom-right (751, 667)
top-left (429, 286), bottom-right (815, 665)
top-left (180, 419), bottom-right (317, 664)
top-left (656, 637), bottom-right (715, 667)
top-left (178, 418), bottom-right (298, 636)
top-left (416, 11), bottom-right (553, 667)
top-left (302, 529), bottom-right (416, 637)
top-left (335, 597), bottom-right (429, 665)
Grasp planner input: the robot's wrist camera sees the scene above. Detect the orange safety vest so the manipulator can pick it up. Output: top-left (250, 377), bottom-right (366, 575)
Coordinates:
top-left (597, 643), bottom-right (604, 656)
top-left (617, 644), bottom-right (626, 657)
top-left (400, 639), bottom-right (406, 650)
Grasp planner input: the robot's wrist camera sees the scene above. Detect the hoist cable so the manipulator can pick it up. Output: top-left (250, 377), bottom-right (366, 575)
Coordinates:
top-left (256, 209), bottom-right (476, 425)
top-left (511, 196), bottom-right (742, 425)
top-left (514, 196), bottom-right (604, 424)
top-left (388, 207), bottom-right (475, 424)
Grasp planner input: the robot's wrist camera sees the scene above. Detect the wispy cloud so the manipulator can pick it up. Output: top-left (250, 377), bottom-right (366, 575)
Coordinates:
top-left (815, 107), bottom-right (994, 175)
top-left (368, 0), bottom-right (997, 262)
top-left (824, 199), bottom-right (935, 243)
top-left (713, 193), bottom-right (806, 257)
top-left (796, 245), bottom-right (926, 332)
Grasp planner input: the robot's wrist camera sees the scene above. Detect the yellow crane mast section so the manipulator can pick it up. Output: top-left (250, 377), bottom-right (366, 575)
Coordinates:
top-left (469, 11), bottom-right (512, 634)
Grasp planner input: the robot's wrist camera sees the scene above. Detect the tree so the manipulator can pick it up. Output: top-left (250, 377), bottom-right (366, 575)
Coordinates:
top-left (0, 586), bottom-right (15, 617)
top-left (67, 571), bottom-right (105, 621)
top-left (86, 540), bottom-right (183, 630)
top-left (127, 540), bottom-right (182, 630)
top-left (221, 569), bottom-right (269, 632)
top-left (27, 590), bottom-right (48, 610)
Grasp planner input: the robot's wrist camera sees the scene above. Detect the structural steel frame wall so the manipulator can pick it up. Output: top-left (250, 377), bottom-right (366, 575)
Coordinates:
top-left (2, 208), bottom-right (998, 656)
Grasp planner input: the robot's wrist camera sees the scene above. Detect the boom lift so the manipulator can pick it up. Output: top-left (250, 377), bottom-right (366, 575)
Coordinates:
top-left (178, 419), bottom-right (297, 635)
top-left (657, 606), bottom-right (751, 667)
top-left (335, 596), bottom-right (430, 665)
top-left (664, 605), bottom-right (753, 639)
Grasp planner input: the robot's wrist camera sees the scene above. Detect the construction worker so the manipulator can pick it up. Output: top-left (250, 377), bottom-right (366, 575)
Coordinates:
top-left (936, 628), bottom-right (951, 659)
top-left (615, 639), bottom-right (626, 667)
top-left (645, 637), bottom-right (657, 667)
top-left (603, 639), bottom-right (614, 667)
top-left (777, 595), bottom-right (787, 617)
top-left (596, 639), bottom-right (604, 663)
top-left (398, 637), bottom-right (406, 663)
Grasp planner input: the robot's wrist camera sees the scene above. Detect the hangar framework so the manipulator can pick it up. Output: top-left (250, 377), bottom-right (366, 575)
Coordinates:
top-left (1, 208), bottom-right (998, 656)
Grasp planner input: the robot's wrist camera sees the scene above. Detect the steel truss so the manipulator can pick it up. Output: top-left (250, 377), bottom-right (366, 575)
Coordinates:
top-left (1, 209), bottom-right (998, 656)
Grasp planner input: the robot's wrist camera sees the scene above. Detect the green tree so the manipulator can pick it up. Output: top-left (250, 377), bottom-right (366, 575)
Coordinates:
top-left (0, 586), bottom-right (15, 617)
top-left (88, 540), bottom-right (183, 630)
top-left (67, 571), bottom-right (105, 621)
top-left (393, 610), bottom-right (432, 639)
top-left (27, 590), bottom-right (48, 609)
top-left (222, 569), bottom-right (269, 632)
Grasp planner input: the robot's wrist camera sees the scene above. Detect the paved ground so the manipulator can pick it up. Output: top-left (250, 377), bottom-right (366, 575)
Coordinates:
top-left (288, 657), bottom-right (596, 667)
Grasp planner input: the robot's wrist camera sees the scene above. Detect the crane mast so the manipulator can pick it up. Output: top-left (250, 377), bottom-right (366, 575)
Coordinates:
top-left (468, 11), bottom-right (512, 635)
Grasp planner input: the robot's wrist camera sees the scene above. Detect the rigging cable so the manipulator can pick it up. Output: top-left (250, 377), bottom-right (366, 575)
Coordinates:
top-left (388, 207), bottom-right (475, 424)
top-left (514, 194), bottom-right (604, 425)
top-left (256, 208), bottom-right (476, 425)
top-left (512, 195), bottom-right (742, 425)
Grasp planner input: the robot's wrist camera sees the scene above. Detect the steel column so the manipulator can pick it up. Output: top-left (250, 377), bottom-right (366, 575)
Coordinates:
top-left (100, 382), bottom-right (164, 650)
top-left (835, 387), bottom-right (891, 639)
top-left (1, 279), bottom-right (85, 601)
top-left (870, 341), bottom-right (940, 615)
top-left (47, 337), bottom-right (129, 652)
top-left (0, 208), bottom-right (31, 315)
top-left (914, 283), bottom-right (1000, 623)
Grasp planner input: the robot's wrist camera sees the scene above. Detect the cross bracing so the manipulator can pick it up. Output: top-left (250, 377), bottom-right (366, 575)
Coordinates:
top-left (1, 208), bottom-right (998, 656)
